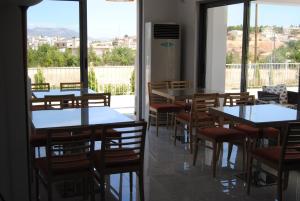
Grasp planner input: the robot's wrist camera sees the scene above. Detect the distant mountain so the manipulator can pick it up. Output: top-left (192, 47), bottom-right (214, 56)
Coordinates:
top-left (28, 27), bottom-right (79, 39)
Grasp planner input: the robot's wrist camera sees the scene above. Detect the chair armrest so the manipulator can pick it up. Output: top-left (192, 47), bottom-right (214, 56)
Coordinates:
top-left (257, 91), bottom-right (280, 103)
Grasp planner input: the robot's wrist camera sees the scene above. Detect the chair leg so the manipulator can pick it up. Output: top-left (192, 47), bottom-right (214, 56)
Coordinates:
top-left (278, 170), bottom-right (283, 201)
top-left (129, 172), bottom-right (133, 193)
top-left (35, 169), bottom-right (39, 201)
top-left (283, 171), bottom-right (289, 190)
top-left (90, 175), bottom-right (95, 201)
top-left (174, 120), bottom-right (178, 146)
top-left (247, 155), bottom-right (253, 195)
top-left (138, 170), bottom-right (145, 201)
top-left (227, 143), bottom-right (233, 161)
top-left (147, 115), bottom-right (151, 130)
top-left (189, 126), bottom-right (193, 154)
top-left (156, 114), bottom-right (159, 137)
top-left (193, 138), bottom-right (199, 166)
top-left (242, 139), bottom-right (247, 172)
top-left (100, 174), bottom-right (105, 201)
top-left (48, 182), bottom-right (53, 201)
top-left (212, 142), bottom-right (218, 178)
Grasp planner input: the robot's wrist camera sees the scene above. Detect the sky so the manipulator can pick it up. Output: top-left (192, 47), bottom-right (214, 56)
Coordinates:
top-left (27, 0), bottom-right (137, 39)
top-left (27, 1), bottom-right (300, 39)
top-left (228, 2), bottom-right (300, 27)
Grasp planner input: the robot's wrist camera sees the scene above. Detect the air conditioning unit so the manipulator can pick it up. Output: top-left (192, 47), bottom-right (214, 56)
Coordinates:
top-left (145, 22), bottom-right (181, 83)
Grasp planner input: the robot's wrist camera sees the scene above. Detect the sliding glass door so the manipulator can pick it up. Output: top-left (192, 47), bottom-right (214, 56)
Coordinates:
top-left (27, 0), bottom-right (80, 89)
top-left (247, 2), bottom-right (300, 95)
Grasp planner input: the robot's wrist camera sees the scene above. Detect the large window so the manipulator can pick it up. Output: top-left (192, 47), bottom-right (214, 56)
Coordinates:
top-left (27, 0), bottom-right (80, 88)
top-left (87, 0), bottom-right (137, 115)
top-left (247, 2), bottom-right (300, 95)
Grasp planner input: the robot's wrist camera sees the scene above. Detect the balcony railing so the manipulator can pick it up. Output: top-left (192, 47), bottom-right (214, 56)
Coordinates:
top-left (226, 63), bottom-right (300, 89)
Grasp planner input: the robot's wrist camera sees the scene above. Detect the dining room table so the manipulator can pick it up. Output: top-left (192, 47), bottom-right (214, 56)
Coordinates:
top-left (32, 88), bottom-right (95, 99)
top-left (209, 103), bottom-right (300, 186)
top-left (31, 106), bottom-right (134, 133)
top-left (151, 88), bottom-right (224, 102)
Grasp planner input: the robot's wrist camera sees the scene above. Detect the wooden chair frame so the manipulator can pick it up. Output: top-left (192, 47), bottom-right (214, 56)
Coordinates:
top-left (31, 83), bottom-right (50, 92)
top-left (44, 94), bottom-right (76, 109)
top-left (77, 93), bottom-right (111, 108)
top-left (34, 126), bottom-right (97, 201)
top-left (247, 122), bottom-right (300, 201)
top-left (174, 93), bottom-right (219, 153)
top-left (148, 82), bottom-right (181, 136)
top-left (93, 121), bottom-right (147, 201)
top-left (60, 82), bottom-right (83, 90)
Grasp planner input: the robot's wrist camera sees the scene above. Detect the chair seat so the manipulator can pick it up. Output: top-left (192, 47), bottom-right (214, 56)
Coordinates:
top-left (35, 154), bottom-right (91, 176)
top-left (252, 147), bottom-right (300, 165)
top-left (175, 101), bottom-right (191, 111)
top-left (176, 112), bottom-right (212, 122)
top-left (30, 132), bottom-right (71, 147)
top-left (197, 127), bottom-right (246, 142)
top-left (93, 150), bottom-right (139, 167)
top-left (236, 124), bottom-right (279, 139)
top-left (150, 103), bottom-right (183, 112)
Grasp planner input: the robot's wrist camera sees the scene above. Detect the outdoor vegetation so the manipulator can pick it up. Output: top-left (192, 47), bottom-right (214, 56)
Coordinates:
top-left (30, 44), bottom-right (136, 95)
top-left (28, 44), bottom-right (136, 67)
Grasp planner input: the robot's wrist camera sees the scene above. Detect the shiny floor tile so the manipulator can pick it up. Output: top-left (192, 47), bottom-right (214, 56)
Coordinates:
top-left (33, 126), bottom-right (300, 201)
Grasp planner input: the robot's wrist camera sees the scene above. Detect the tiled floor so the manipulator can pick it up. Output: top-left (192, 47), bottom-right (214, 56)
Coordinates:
top-left (34, 126), bottom-right (300, 201)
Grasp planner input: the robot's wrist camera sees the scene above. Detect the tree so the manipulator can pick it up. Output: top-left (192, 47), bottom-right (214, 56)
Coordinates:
top-left (88, 47), bottom-right (102, 66)
top-left (102, 47), bottom-right (136, 65)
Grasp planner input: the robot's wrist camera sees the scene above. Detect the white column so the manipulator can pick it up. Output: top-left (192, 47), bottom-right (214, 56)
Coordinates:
top-left (205, 6), bottom-right (227, 93)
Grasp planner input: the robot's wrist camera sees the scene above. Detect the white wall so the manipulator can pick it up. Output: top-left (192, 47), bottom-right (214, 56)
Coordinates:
top-left (177, 0), bottom-right (199, 86)
top-left (205, 6), bottom-right (227, 92)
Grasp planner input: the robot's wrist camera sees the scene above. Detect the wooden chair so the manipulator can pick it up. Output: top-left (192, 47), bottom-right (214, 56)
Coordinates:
top-left (223, 92), bottom-right (251, 106)
top-left (148, 82), bottom-right (183, 136)
top-left (60, 82), bottom-right (83, 90)
top-left (247, 122), bottom-right (300, 201)
top-left (44, 94), bottom-right (76, 109)
top-left (31, 83), bottom-right (50, 92)
top-left (78, 93), bottom-right (111, 108)
top-left (93, 121), bottom-right (147, 201)
top-left (169, 80), bottom-right (191, 89)
top-left (193, 97), bottom-right (248, 177)
top-left (169, 81), bottom-right (192, 111)
top-left (31, 98), bottom-right (47, 111)
top-left (34, 126), bottom-right (96, 201)
top-left (174, 93), bottom-right (219, 153)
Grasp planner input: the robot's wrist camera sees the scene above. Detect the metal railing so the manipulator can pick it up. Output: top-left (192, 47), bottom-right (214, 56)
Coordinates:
top-left (226, 63), bottom-right (300, 89)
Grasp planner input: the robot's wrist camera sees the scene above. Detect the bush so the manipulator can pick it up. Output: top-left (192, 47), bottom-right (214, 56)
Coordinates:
top-left (34, 68), bottom-right (46, 84)
top-left (130, 70), bottom-right (135, 94)
top-left (88, 68), bottom-right (99, 92)
top-left (101, 83), bottom-right (130, 95)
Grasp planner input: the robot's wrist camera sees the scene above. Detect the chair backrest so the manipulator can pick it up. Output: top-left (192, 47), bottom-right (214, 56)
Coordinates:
top-left (280, 122), bottom-right (300, 165)
top-left (223, 92), bottom-right (254, 106)
top-left (169, 81), bottom-right (190, 89)
top-left (191, 93), bottom-right (219, 126)
top-left (31, 98), bottom-right (47, 111)
top-left (148, 82), bottom-right (169, 104)
top-left (78, 93), bottom-right (111, 108)
top-left (44, 94), bottom-right (76, 109)
top-left (192, 93), bottom-right (219, 114)
top-left (45, 126), bottom-right (96, 177)
top-left (31, 83), bottom-right (50, 91)
top-left (99, 121), bottom-right (147, 169)
top-left (60, 82), bottom-right (83, 90)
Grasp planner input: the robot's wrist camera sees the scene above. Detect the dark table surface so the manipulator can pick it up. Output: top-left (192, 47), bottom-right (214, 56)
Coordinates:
top-left (209, 104), bottom-right (300, 127)
top-left (32, 106), bottom-right (133, 131)
top-left (32, 88), bottom-right (95, 99)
